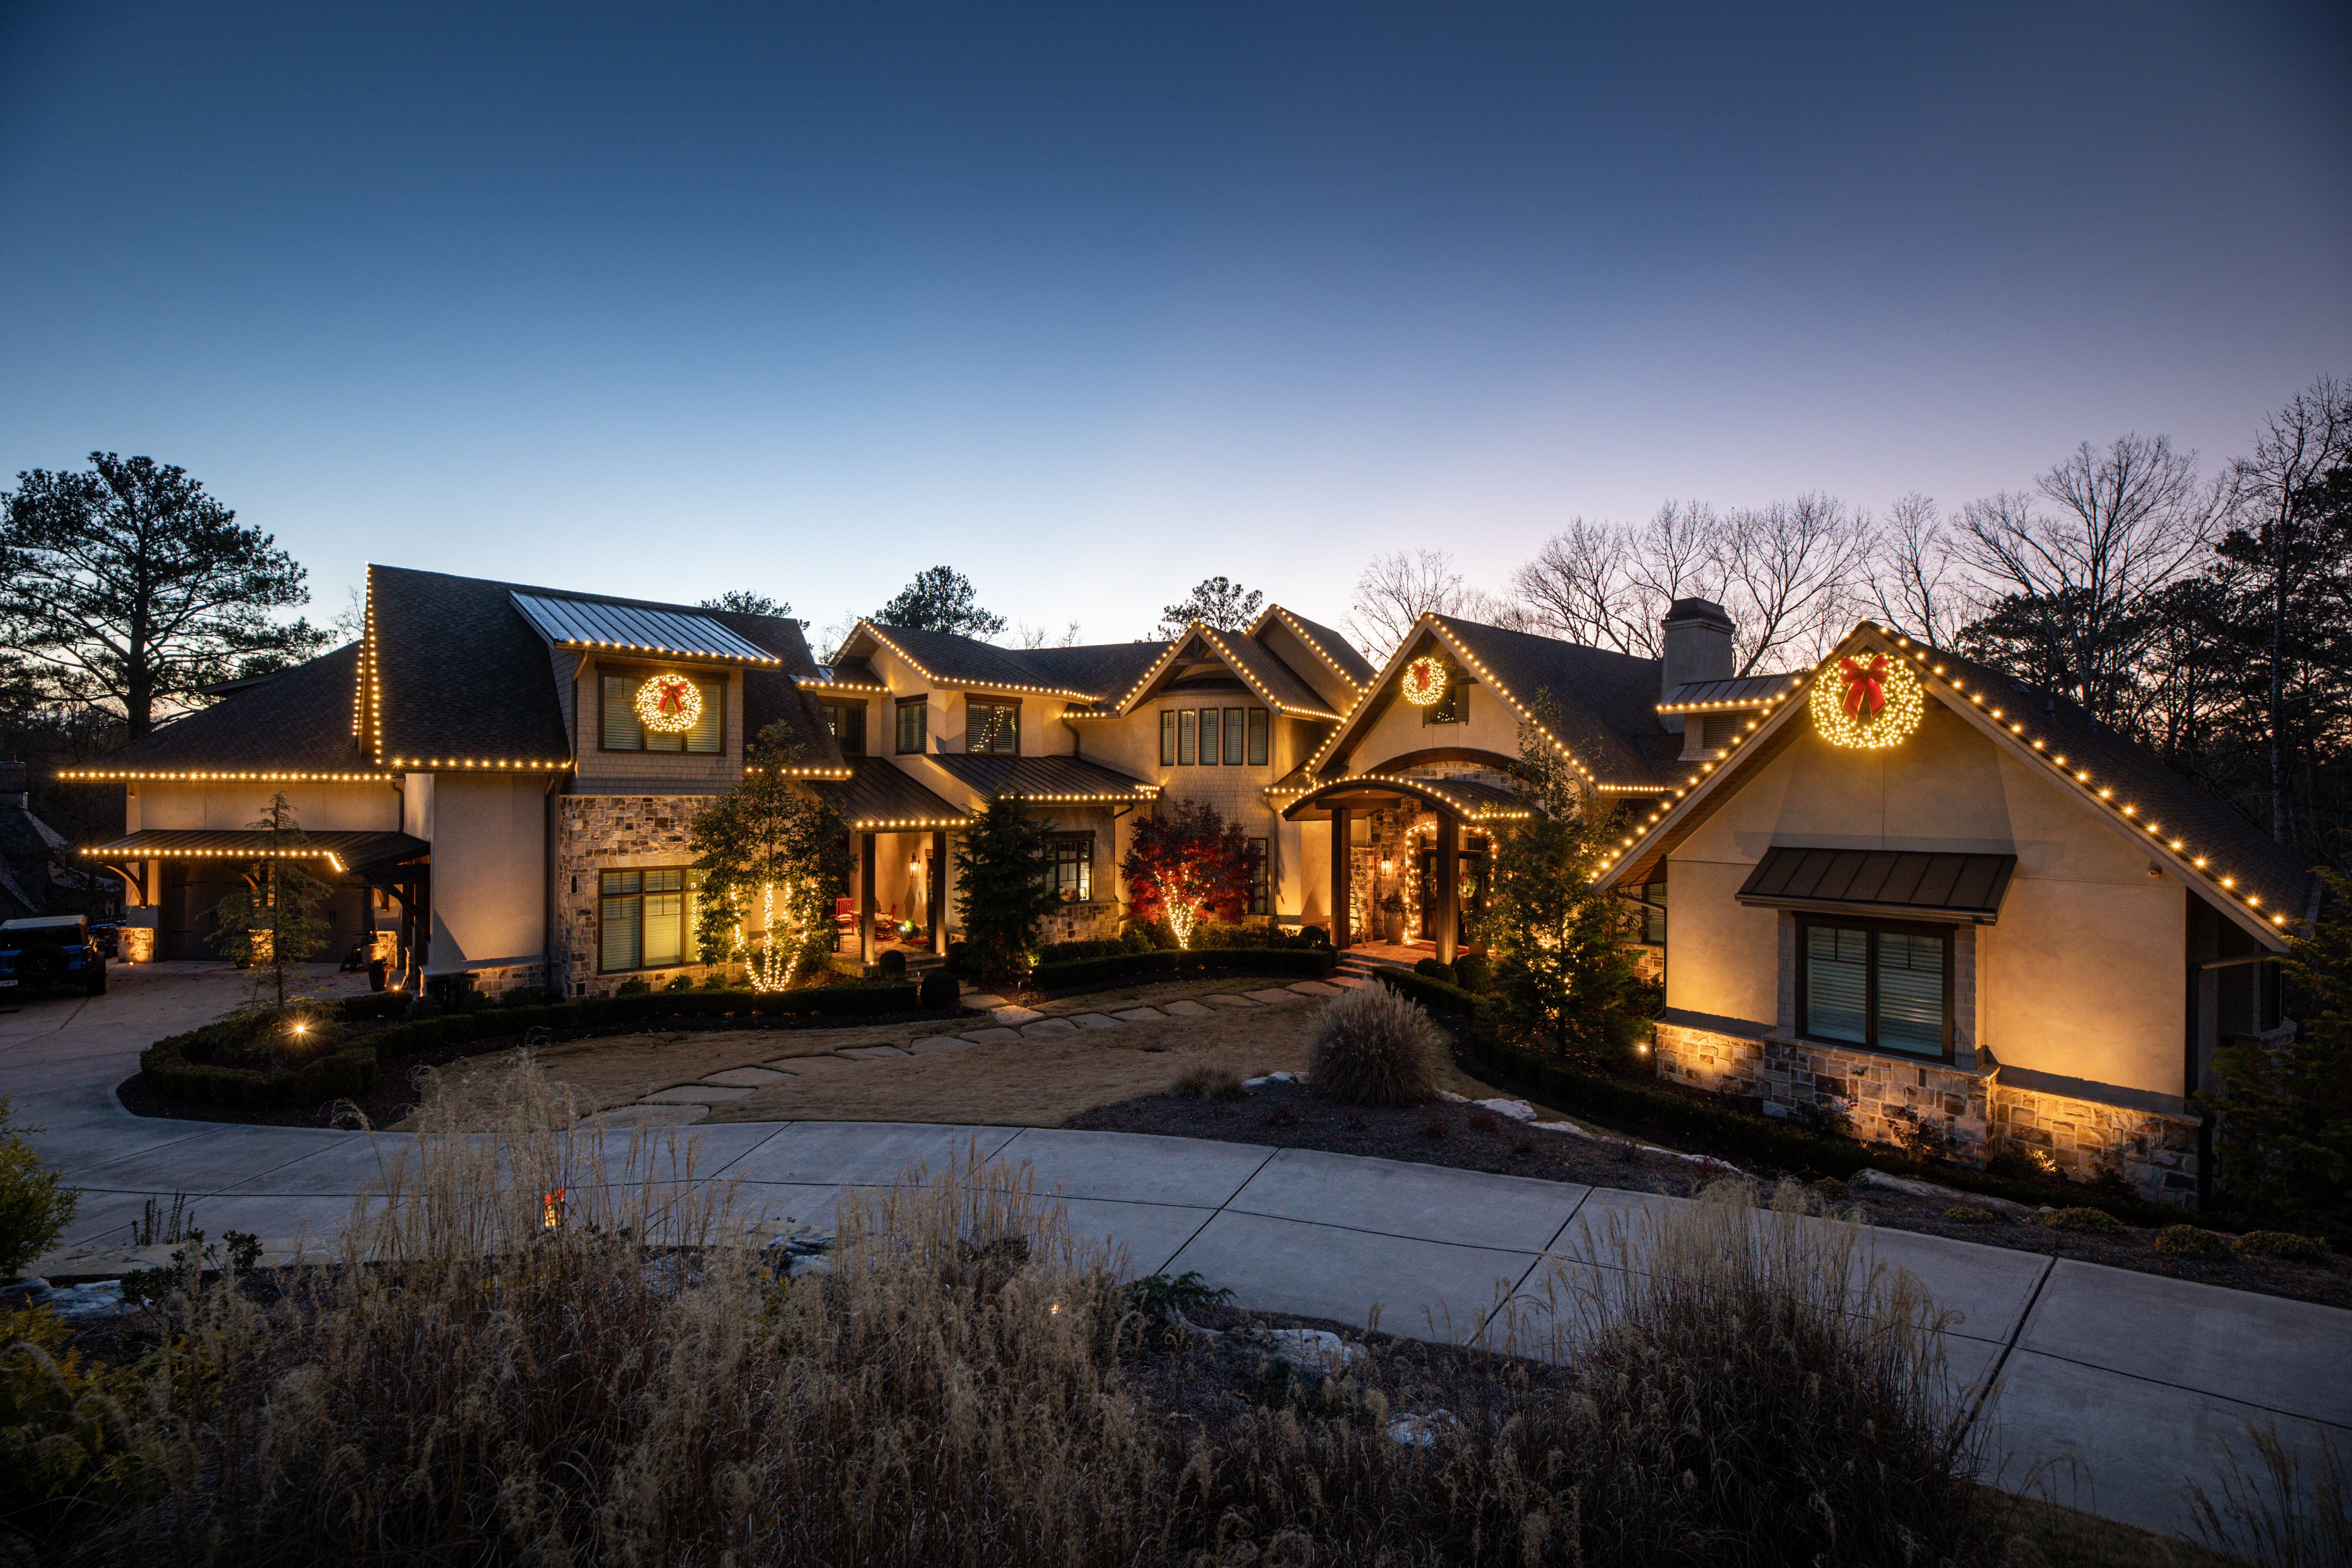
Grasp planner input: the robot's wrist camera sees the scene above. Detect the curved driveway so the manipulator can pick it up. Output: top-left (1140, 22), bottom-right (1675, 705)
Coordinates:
top-left (5, 962), bottom-right (2346, 1538)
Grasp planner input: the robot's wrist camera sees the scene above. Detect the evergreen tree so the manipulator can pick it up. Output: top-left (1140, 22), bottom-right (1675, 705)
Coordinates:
top-left (1120, 800), bottom-right (1252, 947)
top-left (1485, 696), bottom-right (1642, 1060)
top-left (690, 722), bottom-right (851, 987)
top-left (2205, 870), bottom-right (2352, 1238)
top-left (875, 567), bottom-right (1007, 640)
top-left (1155, 577), bottom-right (1263, 638)
top-left (207, 793), bottom-right (334, 1011)
top-left (952, 794), bottom-right (1061, 976)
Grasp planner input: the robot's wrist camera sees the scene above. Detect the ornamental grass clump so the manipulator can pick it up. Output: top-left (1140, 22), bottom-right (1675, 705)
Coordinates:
top-left (2156, 1224), bottom-right (2233, 1258)
top-left (1307, 981), bottom-right (1443, 1106)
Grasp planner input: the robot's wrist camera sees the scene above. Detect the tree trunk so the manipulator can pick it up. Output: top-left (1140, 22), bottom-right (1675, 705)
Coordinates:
top-left (2269, 524), bottom-right (2288, 845)
top-left (126, 608), bottom-right (153, 740)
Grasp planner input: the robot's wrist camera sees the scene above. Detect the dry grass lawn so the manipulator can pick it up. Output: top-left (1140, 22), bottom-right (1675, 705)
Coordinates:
top-left (399, 980), bottom-right (1500, 1130)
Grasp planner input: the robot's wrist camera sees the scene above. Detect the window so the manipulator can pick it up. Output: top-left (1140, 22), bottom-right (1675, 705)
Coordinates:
top-left (1177, 709), bottom-right (1196, 765)
top-left (1631, 879), bottom-right (1666, 946)
top-left (1222, 708), bottom-right (1244, 766)
top-left (1799, 920), bottom-right (1951, 1058)
top-left (599, 867), bottom-right (701, 972)
top-left (602, 676), bottom-right (723, 752)
top-left (896, 698), bottom-right (928, 756)
top-left (1246, 707), bottom-right (1268, 766)
top-left (1048, 834), bottom-right (1093, 903)
top-left (1422, 673), bottom-right (1467, 726)
top-left (968, 698), bottom-right (1019, 754)
top-left (1160, 711), bottom-right (1177, 766)
top-left (1246, 838), bottom-right (1268, 915)
top-left (822, 701), bottom-right (866, 756)
top-left (1197, 707), bottom-right (1219, 765)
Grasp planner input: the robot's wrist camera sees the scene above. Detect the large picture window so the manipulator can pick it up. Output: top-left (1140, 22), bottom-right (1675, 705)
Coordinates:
top-left (599, 867), bottom-right (701, 972)
top-left (1798, 919), bottom-right (1950, 1058)
top-left (967, 698), bottom-right (1019, 754)
top-left (1047, 834), bottom-right (1093, 903)
top-left (601, 676), bottom-right (723, 753)
top-left (895, 698), bottom-right (928, 755)
top-left (1162, 706), bottom-right (1269, 766)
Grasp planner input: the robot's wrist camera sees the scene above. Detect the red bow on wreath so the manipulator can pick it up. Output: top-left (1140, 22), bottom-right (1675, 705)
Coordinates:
top-left (1839, 655), bottom-right (1886, 720)
top-left (656, 677), bottom-right (690, 714)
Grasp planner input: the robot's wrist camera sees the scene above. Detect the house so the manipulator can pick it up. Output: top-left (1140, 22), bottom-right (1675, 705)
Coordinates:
top-left (1591, 616), bottom-right (2313, 1206)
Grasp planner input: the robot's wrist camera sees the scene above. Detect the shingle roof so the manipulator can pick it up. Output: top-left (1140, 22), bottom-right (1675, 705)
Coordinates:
top-left (856, 624), bottom-right (1096, 696)
top-left (808, 760), bottom-right (967, 829)
top-left (74, 644), bottom-right (374, 776)
top-left (1272, 608), bottom-right (1377, 687)
top-left (1015, 641), bottom-right (1170, 705)
top-left (923, 754), bottom-right (1159, 801)
top-left (1428, 616), bottom-right (1669, 788)
top-left (1206, 628), bottom-right (1338, 717)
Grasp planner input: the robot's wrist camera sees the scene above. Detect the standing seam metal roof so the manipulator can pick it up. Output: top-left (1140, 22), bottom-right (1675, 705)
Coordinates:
top-left (510, 593), bottom-right (779, 663)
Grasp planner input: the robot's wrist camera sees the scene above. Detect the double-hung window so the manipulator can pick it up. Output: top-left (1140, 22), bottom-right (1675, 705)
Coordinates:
top-left (1798, 919), bottom-right (1951, 1058)
top-left (822, 701), bottom-right (866, 755)
top-left (1246, 707), bottom-right (1269, 766)
top-left (600, 868), bottom-right (701, 972)
top-left (601, 675), bottom-right (723, 753)
top-left (1176, 710), bottom-right (1196, 765)
top-left (1197, 707), bottom-right (1220, 765)
top-left (1047, 834), bottom-right (1093, 903)
top-left (968, 699), bottom-right (1019, 754)
top-left (895, 698), bottom-right (928, 755)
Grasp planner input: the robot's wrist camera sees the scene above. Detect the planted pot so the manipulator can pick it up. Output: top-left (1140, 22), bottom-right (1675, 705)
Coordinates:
top-left (1381, 909), bottom-right (1406, 944)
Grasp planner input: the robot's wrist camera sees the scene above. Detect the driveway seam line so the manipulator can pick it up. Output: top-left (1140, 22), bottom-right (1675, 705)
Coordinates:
top-left (1965, 1251), bottom-right (2056, 1433)
top-left (1476, 1183), bottom-right (1596, 1344)
top-left (1996, 1341), bottom-right (2352, 1432)
top-left (1156, 1147), bottom-right (1282, 1278)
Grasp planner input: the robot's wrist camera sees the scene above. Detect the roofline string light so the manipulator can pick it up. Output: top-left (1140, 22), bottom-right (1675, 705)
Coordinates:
top-left (550, 637), bottom-right (779, 665)
top-left (849, 622), bottom-right (1103, 703)
top-left (1262, 606), bottom-right (1368, 693)
top-left (1591, 625), bottom-right (2298, 931)
top-left (1104, 620), bottom-right (1339, 720)
top-left (81, 846), bottom-right (353, 873)
top-left (58, 770), bottom-right (400, 783)
top-left (1269, 770), bottom-right (1534, 822)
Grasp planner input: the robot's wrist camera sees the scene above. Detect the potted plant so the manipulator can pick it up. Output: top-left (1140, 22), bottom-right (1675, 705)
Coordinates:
top-left (1379, 891), bottom-right (1407, 945)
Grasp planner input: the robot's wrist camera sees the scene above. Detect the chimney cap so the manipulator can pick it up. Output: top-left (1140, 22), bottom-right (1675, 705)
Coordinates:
top-left (1662, 598), bottom-right (1733, 632)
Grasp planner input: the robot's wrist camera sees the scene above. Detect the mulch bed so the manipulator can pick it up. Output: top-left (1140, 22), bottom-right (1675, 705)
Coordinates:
top-left (1070, 1077), bottom-right (2352, 1311)
top-left (114, 1006), bottom-right (976, 1130)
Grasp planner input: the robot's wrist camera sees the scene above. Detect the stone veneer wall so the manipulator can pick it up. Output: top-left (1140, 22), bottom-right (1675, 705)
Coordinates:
top-left (557, 795), bottom-right (737, 999)
top-left (1649, 1018), bottom-right (2201, 1207)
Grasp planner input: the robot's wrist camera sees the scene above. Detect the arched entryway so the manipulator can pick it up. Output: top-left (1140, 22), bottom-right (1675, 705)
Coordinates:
top-left (1280, 774), bottom-right (1528, 963)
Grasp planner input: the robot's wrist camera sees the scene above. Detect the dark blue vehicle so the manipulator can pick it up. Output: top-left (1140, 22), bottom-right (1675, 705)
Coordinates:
top-left (0, 915), bottom-right (107, 996)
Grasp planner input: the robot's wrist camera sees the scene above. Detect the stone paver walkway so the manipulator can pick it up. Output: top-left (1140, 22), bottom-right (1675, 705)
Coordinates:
top-left (3, 963), bottom-right (2345, 1540)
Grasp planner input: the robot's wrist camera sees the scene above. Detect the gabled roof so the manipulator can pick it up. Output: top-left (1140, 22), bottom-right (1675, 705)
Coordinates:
top-left (836, 622), bottom-right (1107, 701)
top-left (1305, 613), bottom-right (1673, 792)
top-left (1594, 622), bottom-right (2319, 949)
top-left (61, 644), bottom-right (391, 781)
top-left (1249, 605), bottom-right (1377, 692)
top-left (1103, 621), bottom-right (1342, 720)
top-left (510, 592), bottom-right (779, 664)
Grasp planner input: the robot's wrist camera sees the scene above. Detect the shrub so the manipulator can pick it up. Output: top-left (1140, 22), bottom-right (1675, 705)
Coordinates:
top-left (1414, 957), bottom-right (1452, 981)
top-left (2233, 1229), bottom-right (2328, 1261)
top-left (1029, 947), bottom-right (1333, 989)
top-left (1038, 938), bottom-right (1124, 964)
top-left (1451, 952), bottom-right (1492, 993)
top-left (0, 1099), bottom-right (77, 1280)
top-left (1308, 983), bottom-right (1442, 1107)
top-left (1170, 1065), bottom-right (1245, 1100)
top-left (501, 986), bottom-right (551, 1008)
top-left (2040, 1206), bottom-right (2128, 1236)
top-left (876, 949), bottom-right (908, 978)
top-left (2156, 1225), bottom-right (2233, 1258)
top-left (1808, 1176), bottom-right (1850, 1203)
top-left (665, 975), bottom-right (696, 992)
top-left (1943, 1206), bottom-right (2003, 1224)
top-left (1297, 925), bottom-right (1327, 947)
top-left (1370, 965), bottom-right (1480, 1019)
top-left (917, 968), bottom-right (959, 1011)
top-left (1118, 927), bottom-right (1152, 955)
top-left (616, 978), bottom-right (651, 996)
top-left (337, 990), bottom-right (413, 1022)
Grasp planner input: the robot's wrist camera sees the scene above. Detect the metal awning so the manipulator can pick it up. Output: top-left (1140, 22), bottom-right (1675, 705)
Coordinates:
top-left (83, 830), bottom-right (429, 875)
top-left (509, 592), bottom-right (779, 664)
top-left (1736, 846), bottom-right (2017, 924)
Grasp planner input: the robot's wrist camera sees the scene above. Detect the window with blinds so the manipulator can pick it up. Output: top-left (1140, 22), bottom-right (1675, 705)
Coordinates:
top-left (600, 676), bottom-right (723, 753)
top-left (1800, 920), bottom-right (1949, 1058)
top-left (599, 867), bottom-right (701, 972)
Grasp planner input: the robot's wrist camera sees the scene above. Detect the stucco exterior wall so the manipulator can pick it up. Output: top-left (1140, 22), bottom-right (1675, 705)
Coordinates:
top-left (1338, 677), bottom-right (1520, 776)
top-left (425, 772), bottom-right (548, 976)
top-left (133, 780), bottom-right (400, 833)
top-left (571, 660), bottom-right (742, 793)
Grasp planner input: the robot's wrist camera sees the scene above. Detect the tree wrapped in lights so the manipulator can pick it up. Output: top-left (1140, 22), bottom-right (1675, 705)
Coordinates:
top-left (690, 722), bottom-right (851, 989)
top-left (206, 792), bottom-right (334, 1012)
top-left (1121, 800), bottom-right (1253, 949)
top-left (1486, 695), bottom-right (1643, 1060)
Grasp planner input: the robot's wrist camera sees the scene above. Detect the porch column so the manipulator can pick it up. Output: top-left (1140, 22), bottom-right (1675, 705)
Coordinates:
top-left (1329, 805), bottom-right (1350, 951)
top-left (930, 830), bottom-right (948, 954)
top-left (1435, 815), bottom-right (1460, 966)
top-left (859, 832), bottom-right (876, 970)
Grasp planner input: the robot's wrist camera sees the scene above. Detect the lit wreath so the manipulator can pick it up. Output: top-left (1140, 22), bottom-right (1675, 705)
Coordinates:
top-left (1810, 652), bottom-right (1922, 749)
top-left (635, 674), bottom-right (703, 734)
top-left (1401, 655), bottom-right (1448, 706)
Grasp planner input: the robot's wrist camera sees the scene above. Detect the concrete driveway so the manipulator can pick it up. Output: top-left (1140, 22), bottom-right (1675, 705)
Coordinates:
top-left (6, 963), bottom-right (2347, 1539)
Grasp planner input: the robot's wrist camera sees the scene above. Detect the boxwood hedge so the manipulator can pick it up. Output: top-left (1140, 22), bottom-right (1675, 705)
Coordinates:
top-left (139, 981), bottom-right (927, 1109)
top-left (1029, 945), bottom-right (1335, 990)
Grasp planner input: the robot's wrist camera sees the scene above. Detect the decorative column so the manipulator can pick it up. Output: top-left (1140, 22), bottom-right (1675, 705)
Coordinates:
top-left (1435, 815), bottom-right (1460, 966)
top-left (930, 829), bottom-right (948, 954)
top-left (1329, 805), bottom-right (1350, 951)
top-left (859, 831), bottom-right (876, 970)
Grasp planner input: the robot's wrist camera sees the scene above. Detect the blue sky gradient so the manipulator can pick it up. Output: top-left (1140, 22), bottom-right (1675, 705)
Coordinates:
top-left (3, 2), bottom-right (2346, 649)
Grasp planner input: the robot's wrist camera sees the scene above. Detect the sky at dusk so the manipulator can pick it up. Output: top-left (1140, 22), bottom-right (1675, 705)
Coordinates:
top-left (3, 2), bottom-right (2347, 652)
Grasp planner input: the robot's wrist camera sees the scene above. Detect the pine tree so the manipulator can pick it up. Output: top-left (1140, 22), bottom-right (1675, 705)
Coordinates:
top-left (952, 794), bottom-right (1062, 977)
top-left (206, 793), bottom-right (334, 1011)
top-left (690, 722), bottom-right (851, 988)
top-left (1485, 696), bottom-right (1642, 1060)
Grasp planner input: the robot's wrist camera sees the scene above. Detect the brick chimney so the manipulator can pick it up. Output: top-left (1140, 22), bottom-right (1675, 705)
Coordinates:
top-left (1659, 599), bottom-right (1734, 738)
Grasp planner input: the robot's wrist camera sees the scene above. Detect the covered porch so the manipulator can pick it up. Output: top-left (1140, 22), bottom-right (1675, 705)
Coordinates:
top-left (1280, 775), bottom-right (1529, 963)
top-left (811, 760), bottom-right (968, 974)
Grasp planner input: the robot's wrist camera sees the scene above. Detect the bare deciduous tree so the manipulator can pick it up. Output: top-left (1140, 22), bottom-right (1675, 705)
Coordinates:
top-left (1862, 493), bottom-right (1974, 647)
top-left (1345, 551), bottom-right (1494, 657)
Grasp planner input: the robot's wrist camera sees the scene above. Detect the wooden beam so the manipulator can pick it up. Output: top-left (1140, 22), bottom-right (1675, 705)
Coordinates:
top-left (1435, 815), bottom-right (1460, 966)
top-left (930, 830), bottom-right (948, 955)
top-left (1329, 805), bottom-right (1350, 951)
top-left (859, 832), bottom-right (876, 970)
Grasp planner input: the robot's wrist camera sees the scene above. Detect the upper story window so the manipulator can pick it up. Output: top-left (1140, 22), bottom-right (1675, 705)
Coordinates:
top-left (1422, 677), bottom-right (1467, 726)
top-left (601, 674), bottom-right (723, 753)
top-left (1159, 706), bottom-right (1269, 766)
top-left (821, 701), bottom-right (866, 756)
top-left (896, 698), bottom-right (928, 755)
top-left (968, 698), bottom-right (1019, 754)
